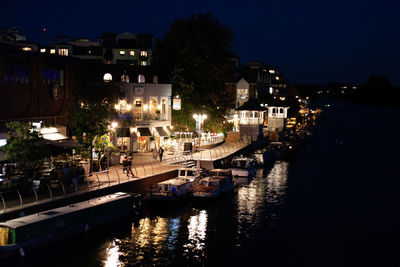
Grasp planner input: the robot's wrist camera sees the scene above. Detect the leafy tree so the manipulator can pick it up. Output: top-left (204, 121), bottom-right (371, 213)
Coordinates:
top-left (153, 13), bottom-right (236, 132)
top-left (68, 81), bottom-right (121, 172)
top-left (357, 74), bottom-right (394, 104)
top-left (3, 121), bottom-right (49, 170)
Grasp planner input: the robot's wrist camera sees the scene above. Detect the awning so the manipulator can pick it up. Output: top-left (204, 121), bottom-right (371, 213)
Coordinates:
top-left (155, 127), bottom-right (168, 137)
top-left (167, 126), bottom-right (176, 136)
top-left (137, 127), bottom-right (152, 136)
top-left (116, 128), bottom-right (131, 137)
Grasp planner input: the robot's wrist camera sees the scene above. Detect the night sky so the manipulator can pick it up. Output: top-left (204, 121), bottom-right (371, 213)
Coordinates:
top-left (1, 0), bottom-right (399, 85)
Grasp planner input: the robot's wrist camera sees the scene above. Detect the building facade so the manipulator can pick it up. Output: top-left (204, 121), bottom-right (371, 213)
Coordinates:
top-left (114, 82), bottom-right (172, 152)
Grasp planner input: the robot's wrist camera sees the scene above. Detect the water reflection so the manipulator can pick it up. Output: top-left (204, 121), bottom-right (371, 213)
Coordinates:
top-left (183, 210), bottom-right (208, 258)
top-left (235, 161), bottom-right (289, 242)
top-left (98, 161), bottom-right (289, 266)
top-left (103, 239), bottom-right (122, 267)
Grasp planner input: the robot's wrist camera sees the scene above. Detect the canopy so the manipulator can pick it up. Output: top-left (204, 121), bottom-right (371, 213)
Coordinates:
top-left (137, 127), bottom-right (152, 137)
top-left (155, 127), bottom-right (168, 137)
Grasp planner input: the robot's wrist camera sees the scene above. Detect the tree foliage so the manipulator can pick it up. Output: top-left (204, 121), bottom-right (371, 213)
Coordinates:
top-left (153, 13), bottom-right (236, 132)
top-left (68, 81), bottom-right (121, 170)
top-left (3, 121), bottom-right (49, 169)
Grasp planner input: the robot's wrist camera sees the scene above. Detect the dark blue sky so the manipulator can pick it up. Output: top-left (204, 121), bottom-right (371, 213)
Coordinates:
top-left (1, 0), bottom-right (399, 85)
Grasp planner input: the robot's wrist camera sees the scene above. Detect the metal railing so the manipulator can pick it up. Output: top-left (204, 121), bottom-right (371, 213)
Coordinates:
top-left (0, 153), bottom-right (193, 214)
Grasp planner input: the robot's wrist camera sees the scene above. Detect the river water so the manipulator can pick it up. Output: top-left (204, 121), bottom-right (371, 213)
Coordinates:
top-left (5, 101), bottom-right (400, 267)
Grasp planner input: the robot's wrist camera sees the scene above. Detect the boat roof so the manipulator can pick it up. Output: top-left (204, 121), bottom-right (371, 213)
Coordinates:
top-left (157, 178), bottom-right (193, 186)
top-left (210, 169), bottom-right (231, 173)
top-left (0, 192), bottom-right (135, 229)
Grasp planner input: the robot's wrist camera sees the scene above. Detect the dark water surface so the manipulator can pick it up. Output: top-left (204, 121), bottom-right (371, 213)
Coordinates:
top-left (5, 101), bottom-right (400, 267)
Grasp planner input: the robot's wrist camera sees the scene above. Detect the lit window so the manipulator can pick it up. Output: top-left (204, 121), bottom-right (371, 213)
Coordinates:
top-left (275, 76), bottom-right (280, 80)
top-left (50, 49), bottom-right (56, 54)
top-left (103, 73), bottom-right (112, 82)
top-left (58, 48), bottom-right (68, 56)
top-left (141, 61), bottom-right (147, 66)
top-left (269, 70), bottom-right (275, 74)
top-left (22, 47), bottom-right (31, 51)
top-left (130, 51), bottom-right (135, 56)
top-left (138, 74), bottom-right (145, 83)
top-left (140, 50), bottom-right (147, 57)
top-left (120, 50), bottom-right (125, 55)
top-left (121, 74), bottom-right (129, 83)
top-left (40, 48), bottom-right (46, 53)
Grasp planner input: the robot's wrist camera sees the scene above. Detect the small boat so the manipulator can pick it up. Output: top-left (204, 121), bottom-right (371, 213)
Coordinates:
top-left (149, 168), bottom-right (202, 201)
top-left (0, 192), bottom-right (140, 259)
top-left (193, 169), bottom-right (234, 199)
top-left (230, 155), bottom-right (256, 178)
top-left (253, 147), bottom-right (276, 166)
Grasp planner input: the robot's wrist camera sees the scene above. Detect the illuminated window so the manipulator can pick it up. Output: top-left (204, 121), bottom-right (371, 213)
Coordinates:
top-left (103, 73), bottom-right (112, 82)
top-left (140, 50), bottom-right (147, 57)
top-left (269, 70), bottom-right (275, 74)
top-left (40, 48), bottom-right (46, 53)
top-left (58, 48), bottom-right (68, 56)
top-left (50, 49), bottom-right (56, 54)
top-left (22, 47), bottom-right (32, 51)
top-left (140, 61), bottom-right (147, 66)
top-left (121, 74), bottom-right (129, 83)
top-left (130, 51), bottom-right (135, 56)
top-left (138, 74), bottom-right (145, 83)
top-left (120, 50), bottom-right (125, 55)
top-left (275, 76), bottom-right (280, 80)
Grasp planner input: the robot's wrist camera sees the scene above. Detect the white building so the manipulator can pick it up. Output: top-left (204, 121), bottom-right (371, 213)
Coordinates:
top-left (117, 81), bottom-right (172, 152)
top-left (236, 100), bottom-right (267, 141)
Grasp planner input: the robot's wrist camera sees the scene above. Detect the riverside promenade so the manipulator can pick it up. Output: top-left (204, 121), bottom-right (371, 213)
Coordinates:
top-left (0, 138), bottom-right (251, 221)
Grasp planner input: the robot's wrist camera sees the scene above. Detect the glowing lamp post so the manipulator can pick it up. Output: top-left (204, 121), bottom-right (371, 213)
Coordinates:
top-left (193, 113), bottom-right (207, 134)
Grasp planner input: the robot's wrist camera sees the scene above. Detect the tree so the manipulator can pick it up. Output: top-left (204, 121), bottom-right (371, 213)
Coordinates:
top-left (3, 121), bottom-right (49, 170)
top-left (152, 13), bottom-right (236, 132)
top-left (358, 74), bottom-right (394, 104)
top-left (68, 81), bottom-right (121, 172)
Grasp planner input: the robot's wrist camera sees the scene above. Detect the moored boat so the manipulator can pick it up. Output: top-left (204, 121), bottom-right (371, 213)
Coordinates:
top-left (149, 167), bottom-right (202, 201)
top-left (0, 192), bottom-right (140, 259)
top-left (230, 155), bottom-right (256, 178)
top-left (193, 169), bottom-right (234, 199)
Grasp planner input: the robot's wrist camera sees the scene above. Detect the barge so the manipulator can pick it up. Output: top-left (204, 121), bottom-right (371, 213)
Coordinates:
top-left (0, 192), bottom-right (141, 258)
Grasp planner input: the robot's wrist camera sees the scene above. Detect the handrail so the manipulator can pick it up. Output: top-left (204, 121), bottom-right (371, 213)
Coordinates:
top-left (0, 193), bottom-right (6, 213)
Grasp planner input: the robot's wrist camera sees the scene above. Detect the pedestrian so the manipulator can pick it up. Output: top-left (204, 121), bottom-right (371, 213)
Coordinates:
top-left (158, 146), bottom-right (164, 162)
top-left (122, 155), bottom-right (128, 174)
top-left (152, 146), bottom-right (158, 161)
top-left (127, 157), bottom-right (134, 177)
top-left (100, 154), bottom-right (108, 171)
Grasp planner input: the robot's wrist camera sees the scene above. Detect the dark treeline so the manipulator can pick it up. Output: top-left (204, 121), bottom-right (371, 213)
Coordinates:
top-left (295, 74), bottom-right (400, 107)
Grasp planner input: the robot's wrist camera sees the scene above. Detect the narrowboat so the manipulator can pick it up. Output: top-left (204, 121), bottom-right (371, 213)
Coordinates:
top-left (0, 192), bottom-right (141, 258)
top-left (230, 155), bottom-right (256, 178)
top-left (193, 169), bottom-right (234, 199)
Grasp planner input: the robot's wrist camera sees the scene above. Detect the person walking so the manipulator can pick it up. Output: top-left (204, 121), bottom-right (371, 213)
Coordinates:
top-left (152, 146), bottom-right (158, 161)
top-left (158, 146), bottom-right (164, 162)
top-left (127, 156), bottom-right (134, 177)
top-left (100, 154), bottom-right (108, 171)
top-left (122, 155), bottom-right (128, 174)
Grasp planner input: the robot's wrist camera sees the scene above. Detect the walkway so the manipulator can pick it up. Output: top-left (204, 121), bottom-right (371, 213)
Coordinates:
top-left (0, 139), bottom-right (251, 217)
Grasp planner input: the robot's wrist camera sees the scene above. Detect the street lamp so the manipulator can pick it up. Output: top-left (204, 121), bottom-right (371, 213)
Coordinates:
top-left (193, 113), bottom-right (207, 134)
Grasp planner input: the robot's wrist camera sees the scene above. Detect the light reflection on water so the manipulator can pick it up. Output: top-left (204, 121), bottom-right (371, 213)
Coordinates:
top-left (103, 239), bottom-right (122, 267)
top-left (101, 161), bottom-right (289, 266)
top-left (235, 161), bottom-right (288, 242)
top-left (183, 210), bottom-right (208, 258)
